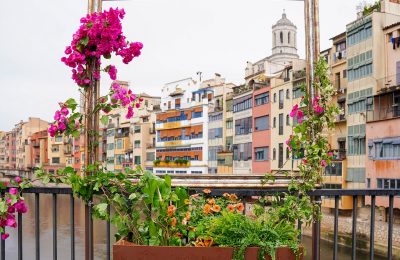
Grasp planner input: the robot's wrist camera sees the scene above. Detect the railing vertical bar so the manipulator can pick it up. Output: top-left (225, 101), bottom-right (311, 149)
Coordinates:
top-left (106, 205), bottom-right (111, 260)
top-left (53, 194), bottom-right (57, 260)
top-left (297, 219), bottom-right (302, 241)
top-left (333, 195), bottom-right (339, 260)
top-left (370, 195), bottom-right (375, 260)
top-left (88, 203), bottom-right (93, 260)
top-left (388, 195), bottom-right (394, 260)
top-left (35, 193), bottom-right (40, 260)
top-left (17, 212), bottom-right (22, 260)
top-left (70, 194), bottom-right (75, 260)
top-left (1, 191), bottom-right (4, 260)
top-left (352, 195), bottom-right (357, 260)
top-left (312, 195), bottom-right (321, 260)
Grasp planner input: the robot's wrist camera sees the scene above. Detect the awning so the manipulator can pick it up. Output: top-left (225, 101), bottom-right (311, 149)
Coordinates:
top-left (373, 139), bottom-right (383, 143)
top-left (383, 139), bottom-right (393, 144)
top-left (392, 138), bottom-right (400, 145)
top-left (337, 137), bottom-right (346, 142)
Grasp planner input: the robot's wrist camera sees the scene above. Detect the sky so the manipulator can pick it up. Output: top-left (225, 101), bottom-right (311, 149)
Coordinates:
top-left (0, 0), bottom-right (366, 130)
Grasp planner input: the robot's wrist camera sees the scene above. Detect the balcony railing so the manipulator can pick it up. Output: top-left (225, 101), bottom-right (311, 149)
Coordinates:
top-left (335, 114), bottom-right (346, 122)
top-left (5, 184), bottom-right (399, 260)
top-left (377, 73), bottom-right (400, 92)
top-left (367, 107), bottom-right (400, 122)
top-left (293, 70), bottom-right (306, 81)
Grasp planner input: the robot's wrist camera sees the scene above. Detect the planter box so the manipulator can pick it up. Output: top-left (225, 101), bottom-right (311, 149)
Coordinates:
top-left (113, 240), bottom-right (303, 260)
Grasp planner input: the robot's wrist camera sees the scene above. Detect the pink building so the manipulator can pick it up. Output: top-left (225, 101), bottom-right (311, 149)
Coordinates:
top-left (366, 89), bottom-right (400, 209)
top-left (252, 81), bottom-right (271, 174)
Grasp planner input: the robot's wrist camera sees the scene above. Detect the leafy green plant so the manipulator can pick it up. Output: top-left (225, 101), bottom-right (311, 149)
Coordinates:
top-left (153, 159), bottom-right (161, 166)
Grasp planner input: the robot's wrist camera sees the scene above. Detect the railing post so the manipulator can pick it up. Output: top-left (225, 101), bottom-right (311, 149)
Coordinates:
top-left (369, 195), bottom-right (375, 260)
top-left (352, 196), bottom-right (357, 260)
top-left (312, 195), bottom-right (321, 260)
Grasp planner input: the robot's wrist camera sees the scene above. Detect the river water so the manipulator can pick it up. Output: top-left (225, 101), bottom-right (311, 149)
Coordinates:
top-left (4, 194), bottom-right (387, 259)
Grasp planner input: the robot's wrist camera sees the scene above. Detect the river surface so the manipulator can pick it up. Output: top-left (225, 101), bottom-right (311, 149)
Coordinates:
top-left (4, 194), bottom-right (388, 259)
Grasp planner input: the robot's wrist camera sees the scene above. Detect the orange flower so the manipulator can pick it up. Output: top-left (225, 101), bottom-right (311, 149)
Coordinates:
top-left (227, 204), bottom-right (235, 212)
top-left (211, 204), bottom-right (221, 213)
top-left (204, 239), bottom-right (213, 247)
top-left (203, 189), bottom-right (211, 194)
top-left (190, 193), bottom-right (200, 198)
top-left (207, 198), bottom-right (216, 205)
top-left (203, 204), bottom-right (211, 215)
top-left (170, 217), bottom-right (177, 227)
top-left (195, 238), bottom-right (213, 247)
top-left (176, 232), bottom-right (183, 238)
top-left (235, 203), bottom-right (244, 212)
top-left (223, 192), bottom-right (230, 198)
top-left (167, 205), bottom-right (176, 217)
top-left (185, 212), bottom-right (191, 221)
top-left (229, 194), bottom-right (238, 202)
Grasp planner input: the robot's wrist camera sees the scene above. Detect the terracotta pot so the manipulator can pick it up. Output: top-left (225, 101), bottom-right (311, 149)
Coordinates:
top-left (113, 240), bottom-right (303, 260)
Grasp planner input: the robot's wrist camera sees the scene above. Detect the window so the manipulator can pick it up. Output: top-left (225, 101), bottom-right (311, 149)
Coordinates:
top-left (209, 128), bottom-right (223, 139)
top-left (235, 117), bottom-right (252, 135)
top-left (107, 143), bottom-right (114, 150)
top-left (348, 124), bottom-right (366, 155)
top-left (146, 152), bottom-right (155, 162)
top-left (343, 70), bottom-right (347, 78)
top-left (347, 20), bottom-right (372, 46)
top-left (134, 126), bottom-right (141, 133)
top-left (255, 92), bottom-right (269, 106)
top-left (255, 147), bottom-right (268, 161)
top-left (209, 113), bottom-right (223, 122)
top-left (370, 139), bottom-right (400, 160)
top-left (273, 93), bottom-right (277, 103)
top-left (134, 156), bottom-right (141, 165)
top-left (51, 145), bottom-right (59, 152)
top-left (209, 146), bottom-right (223, 161)
top-left (55, 136), bottom-right (62, 142)
top-left (115, 154), bottom-right (125, 165)
top-left (273, 148), bottom-right (276, 160)
top-left (254, 116), bottom-right (269, 131)
top-left (280, 31), bottom-right (283, 43)
top-left (278, 143), bottom-right (283, 168)
top-left (347, 51), bottom-right (373, 82)
top-left (52, 157), bottom-right (60, 164)
top-left (279, 90), bottom-right (284, 108)
top-left (286, 114), bottom-right (290, 126)
top-left (134, 140), bottom-right (140, 148)
top-left (191, 111), bottom-right (203, 118)
top-left (293, 86), bottom-right (304, 99)
top-left (286, 89), bottom-right (290, 99)
top-left (226, 119), bottom-right (233, 129)
top-left (233, 95), bottom-right (252, 113)
top-left (273, 117), bottom-right (276, 128)
top-left (288, 32), bottom-right (290, 44)
top-left (367, 178), bottom-right (371, 188)
top-left (107, 129), bottom-right (115, 137)
top-left (116, 139), bottom-right (124, 149)
top-left (278, 114), bottom-right (283, 135)
top-left (233, 143), bottom-right (252, 161)
top-left (286, 147), bottom-right (290, 159)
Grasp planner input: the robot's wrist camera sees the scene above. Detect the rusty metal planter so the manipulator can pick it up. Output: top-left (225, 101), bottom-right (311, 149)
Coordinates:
top-left (113, 240), bottom-right (303, 260)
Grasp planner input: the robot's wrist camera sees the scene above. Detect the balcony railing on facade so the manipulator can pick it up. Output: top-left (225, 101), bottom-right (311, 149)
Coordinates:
top-left (367, 106), bottom-right (400, 122)
top-left (332, 50), bottom-right (347, 63)
top-left (376, 73), bottom-right (400, 93)
top-left (332, 149), bottom-right (346, 160)
top-left (253, 82), bottom-right (270, 91)
top-left (292, 69), bottom-right (306, 81)
top-left (335, 113), bottom-right (346, 123)
top-left (333, 79), bottom-right (347, 94)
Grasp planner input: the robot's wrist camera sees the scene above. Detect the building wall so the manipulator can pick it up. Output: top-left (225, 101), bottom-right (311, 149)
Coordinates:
top-left (252, 85), bottom-right (271, 174)
top-left (384, 23), bottom-right (400, 80)
top-left (366, 117), bottom-right (400, 208)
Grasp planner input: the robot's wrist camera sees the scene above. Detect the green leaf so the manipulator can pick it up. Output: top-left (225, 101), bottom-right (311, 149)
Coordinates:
top-left (128, 193), bottom-right (137, 200)
top-left (100, 115), bottom-right (109, 126)
top-left (103, 53), bottom-right (111, 59)
top-left (65, 98), bottom-right (78, 111)
top-left (94, 203), bottom-right (108, 218)
top-left (71, 130), bottom-right (80, 138)
top-left (80, 36), bottom-right (89, 46)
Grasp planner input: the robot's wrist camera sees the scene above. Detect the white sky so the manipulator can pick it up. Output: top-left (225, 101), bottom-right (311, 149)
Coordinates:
top-left (0, 0), bottom-right (368, 130)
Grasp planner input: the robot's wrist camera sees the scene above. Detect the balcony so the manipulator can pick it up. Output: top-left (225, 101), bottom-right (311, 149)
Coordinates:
top-left (332, 50), bottom-right (347, 63)
top-left (376, 73), bottom-right (400, 93)
top-left (335, 114), bottom-right (346, 123)
top-left (332, 149), bottom-right (346, 160)
top-left (292, 69), bottom-right (306, 81)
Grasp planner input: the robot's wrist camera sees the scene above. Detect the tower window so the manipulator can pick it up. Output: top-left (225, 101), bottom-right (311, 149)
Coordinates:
top-left (280, 32), bottom-right (283, 44)
top-left (288, 32), bottom-right (290, 44)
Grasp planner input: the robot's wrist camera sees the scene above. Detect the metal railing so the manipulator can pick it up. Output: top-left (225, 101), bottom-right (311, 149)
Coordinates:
top-left (3, 186), bottom-right (399, 260)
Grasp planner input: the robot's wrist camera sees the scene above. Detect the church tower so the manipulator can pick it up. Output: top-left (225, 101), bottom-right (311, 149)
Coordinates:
top-left (269, 11), bottom-right (299, 65)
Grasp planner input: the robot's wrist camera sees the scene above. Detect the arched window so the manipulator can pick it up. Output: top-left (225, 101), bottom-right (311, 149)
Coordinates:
top-left (280, 32), bottom-right (283, 43)
top-left (286, 114), bottom-right (290, 126)
top-left (273, 148), bottom-right (276, 160)
top-left (288, 32), bottom-right (290, 44)
top-left (286, 147), bottom-right (290, 159)
top-left (274, 32), bottom-right (276, 46)
top-left (273, 117), bottom-right (276, 128)
top-left (286, 89), bottom-right (290, 99)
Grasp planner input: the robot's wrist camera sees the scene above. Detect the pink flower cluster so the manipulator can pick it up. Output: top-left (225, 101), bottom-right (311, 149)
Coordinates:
top-left (289, 104), bottom-right (304, 123)
top-left (48, 104), bottom-right (72, 137)
top-left (105, 83), bottom-right (143, 119)
top-left (61, 8), bottom-right (143, 87)
top-left (1, 177), bottom-right (28, 240)
top-left (285, 135), bottom-right (293, 151)
top-left (312, 96), bottom-right (324, 114)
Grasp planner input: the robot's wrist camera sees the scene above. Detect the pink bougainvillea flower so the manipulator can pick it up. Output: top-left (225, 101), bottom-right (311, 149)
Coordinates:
top-left (14, 177), bottom-right (21, 183)
top-left (321, 160), bottom-right (327, 167)
top-left (328, 151), bottom-right (333, 157)
top-left (60, 107), bottom-right (69, 116)
top-left (107, 65), bottom-right (117, 80)
top-left (1, 234), bottom-right (9, 240)
top-left (54, 110), bottom-right (61, 121)
top-left (290, 104), bottom-right (299, 118)
top-left (9, 188), bottom-right (18, 195)
top-left (14, 200), bottom-right (27, 214)
top-left (6, 218), bottom-right (16, 228)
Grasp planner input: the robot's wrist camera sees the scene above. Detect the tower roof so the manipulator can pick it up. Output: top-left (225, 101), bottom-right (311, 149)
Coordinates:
top-left (273, 11), bottom-right (296, 28)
